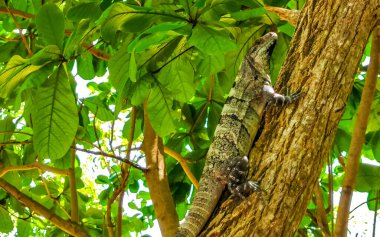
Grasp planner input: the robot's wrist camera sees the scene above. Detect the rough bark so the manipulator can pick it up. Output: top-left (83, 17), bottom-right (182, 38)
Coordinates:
top-left (201, 0), bottom-right (380, 236)
top-left (142, 102), bottom-right (179, 237)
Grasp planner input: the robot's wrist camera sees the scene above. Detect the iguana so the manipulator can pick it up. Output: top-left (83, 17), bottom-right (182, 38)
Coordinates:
top-left (175, 32), bottom-right (300, 237)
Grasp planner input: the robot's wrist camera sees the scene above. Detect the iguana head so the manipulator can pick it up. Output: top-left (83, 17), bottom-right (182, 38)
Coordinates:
top-left (247, 32), bottom-right (278, 74)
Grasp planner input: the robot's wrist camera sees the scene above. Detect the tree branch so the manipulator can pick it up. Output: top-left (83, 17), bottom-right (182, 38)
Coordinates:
top-left (142, 101), bottom-right (178, 237)
top-left (0, 178), bottom-right (89, 237)
top-left (69, 148), bottom-right (79, 223)
top-left (334, 27), bottom-right (380, 236)
top-left (0, 162), bottom-right (69, 177)
top-left (74, 147), bottom-right (146, 172)
top-left (163, 146), bottom-right (199, 189)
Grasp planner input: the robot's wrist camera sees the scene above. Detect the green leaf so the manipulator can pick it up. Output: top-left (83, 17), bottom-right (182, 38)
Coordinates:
top-left (0, 55), bottom-right (42, 98)
top-left (197, 53), bottom-right (225, 76)
top-left (130, 79), bottom-right (150, 106)
top-left (147, 85), bottom-right (180, 136)
top-left (0, 117), bottom-right (15, 143)
top-left (278, 23), bottom-right (296, 37)
top-left (83, 96), bottom-right (114, 121)
top-left (109, 40), bottom-right (130, 89)
top-left (0, 208), bottom-right (13, 233)
top-left (356, 163), bottom-right (380, 192)
top-left (13, 127), bottom-right (33, 142)
top-left (129, 51), bottom-right (137, 82)
top-left (158, 56), bottom-right (195, 102)
top-left (95, 175), bottom-right (109, 184)
top-left (35, 3), bottom-right (65, 49)
top-left (77, 52), bottom-right (95, 80)
top-left (67, 2), bottom-right (102, 21)
top-left (370, 131), bottom-right (380, 162)
top-left (17, 219), bottom-right (32, 237)
top-left (270, 33), bottom-right (291, 82)
top-left (101, 3), bottom-right (152, 42)
top-left (230, 7), bottom-right (266, 21)
top-left (29, 45), bottom-right (61, 66)
top-left (188, 24), bottom-right (237, 55)
top-left (122, 118), bottom-right (142, 141)
top-left (64, 19), bottom-right (91, 58)
top-left (367, 190), bottom-right (380, 211)
top-left (32, 65), bottom-right (78, 159)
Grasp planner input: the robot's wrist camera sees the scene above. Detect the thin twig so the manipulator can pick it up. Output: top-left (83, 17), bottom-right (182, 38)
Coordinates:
top-left (0, 162), bottom-right (69, 177)
top-left (69, 148), bottom-right (79, 223)
top-left (6, 7), bottom-right (32, 56)
top-left (163, 146), bottom-right (199, 189)
top-left (74, 147), bottom-right (146, 172)
top-left (38, 169), bottom-right (71, 219)
top-left (117, 107), bottom-right (136, 237)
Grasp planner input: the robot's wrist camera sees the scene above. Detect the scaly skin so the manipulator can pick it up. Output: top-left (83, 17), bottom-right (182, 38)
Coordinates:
top-left (175, 32), bottom-right (299, 237)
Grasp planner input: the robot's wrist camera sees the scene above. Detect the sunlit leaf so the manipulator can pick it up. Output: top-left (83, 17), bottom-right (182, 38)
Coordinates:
top-left (147, 85), bottom-right (180, 136)
top-left (35, 3), bottom-right (65, 49)
top-left (356, 163), bottom-right (380, 192)
top-left (0, 208), bottom-right (13, 233)
top-left (0, 55), bottom-right (42, 98)
top-left (188, 24), bottom-right (237, 55)
top-left (32, 65), bottom-right (78, 159)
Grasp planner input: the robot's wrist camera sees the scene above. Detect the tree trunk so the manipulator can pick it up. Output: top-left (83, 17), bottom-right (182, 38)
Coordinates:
top-left (201, 0), bottom-right (380, 236)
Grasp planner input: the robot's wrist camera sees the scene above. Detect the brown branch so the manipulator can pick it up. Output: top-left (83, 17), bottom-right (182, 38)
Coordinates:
top-left (117, 107), bottom-right (136, 237)
top-left (0, 178), bottom-right (89, 237)
top-left (0, 7), bottom-right (110, 60)
top-left (142, 101), bottom-right (178, 237)
top-left (0, 141), bottom-right (32, 146)
top-left (163, 146), bottom-right (199, 189)
top-left (69, 148), bottom-right (79, 223)
top-left (0, 131), bottom-right (33, 136)
top-left (264, 6), bottom-right (300, 26)
top-left (349, 196), bottom-right (380, 214)
top-left (0, 162), bottom-right (69, 177)
top-left (6, 6), bottom-right (32, 56)
top-left (313, 183), bottom-right (331, 236)
top-left (334, 27), bottom-right (380, 236)
top-left (0, 36), bottom-right (21, 42)
top-left (74, 147), bottom-right (146, 172)
top-left (38, 169), bottom-right (71, 219)
top-left (82, 42), bottom-right (110, 60)
top-left (0, 7), bottom-right (34, 18)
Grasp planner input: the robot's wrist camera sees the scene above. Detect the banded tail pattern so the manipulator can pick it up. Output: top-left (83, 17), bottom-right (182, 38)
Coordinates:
top-left (175, 32), bottom-right (299, 237)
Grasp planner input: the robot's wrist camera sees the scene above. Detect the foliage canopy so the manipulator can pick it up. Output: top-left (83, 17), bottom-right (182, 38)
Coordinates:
top-left (0, 0), bottom-right (379, 236)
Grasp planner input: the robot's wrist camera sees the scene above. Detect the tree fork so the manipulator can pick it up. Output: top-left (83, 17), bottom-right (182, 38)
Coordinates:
top-left (201, 0), bottom-right (380, 236)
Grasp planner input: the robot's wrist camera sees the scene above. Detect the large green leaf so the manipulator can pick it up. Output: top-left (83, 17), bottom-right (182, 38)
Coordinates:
top-left (29, 45), bottom-right (61, 66)
top-left (67, 2), bottom-right (102, 21)
top-left (101, 3), bottom-right (152, 42)
top-left (109, 40), bottom-right (130, 89)
top-left (83, 96), bottom-right (114, 121)
top-left (356, 163), bottom-right (380, 192)
top-left (32, 65), bottom-right (78, 159)
top-left (158, 55), bottom-right (195, 102)
top-left (35, 3), bottom-right (65, 49)
top-left (230, 7), bottom-right (266, 21)
top-left (0, 117), bottom-right (15, 143)
top-left (77, 52), bottom-right (95, 80)
top-left (0, 208), bottom-right (13, 233)
top-left (147, 85), bottom-right (180, 136)
top-left (0, 55), bottom-right (42, 98)
top-left (17, 219), bottom-right (32, 237)
top-left (64, 19), bottom-right (90, 58)
top-left (188, 24), bottom-right (237, 55)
